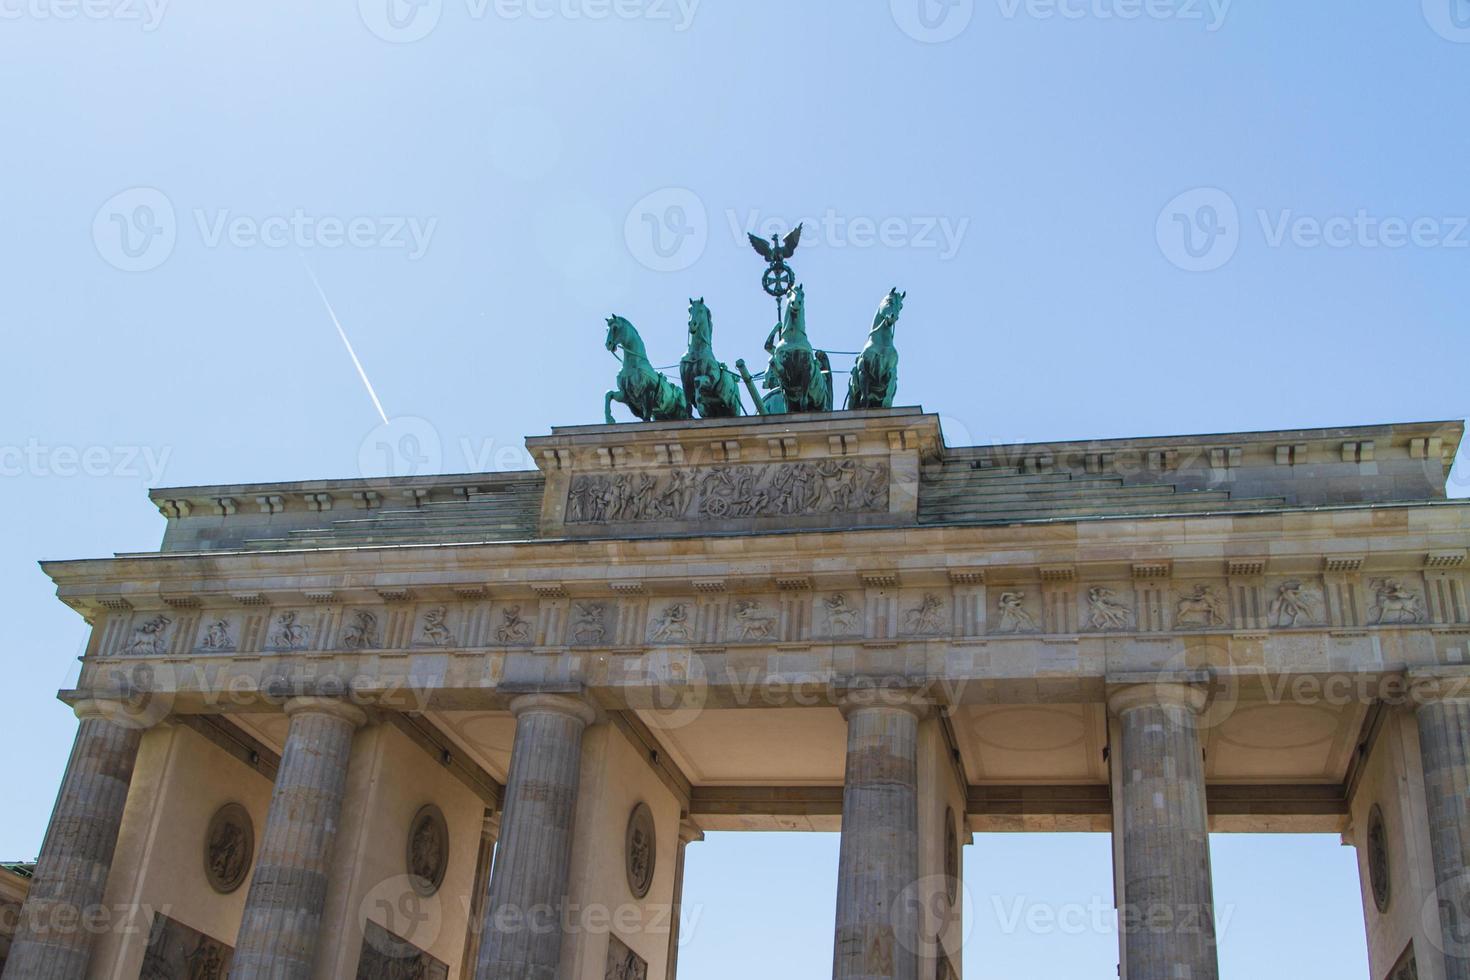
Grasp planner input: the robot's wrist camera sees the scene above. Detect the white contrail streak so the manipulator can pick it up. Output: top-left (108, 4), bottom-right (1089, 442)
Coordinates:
top-left (299, 254), bottom-right (390, 425)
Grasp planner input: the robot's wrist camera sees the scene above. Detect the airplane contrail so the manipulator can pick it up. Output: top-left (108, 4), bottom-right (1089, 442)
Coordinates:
top-left (299, 253), bottom-right (390, 425)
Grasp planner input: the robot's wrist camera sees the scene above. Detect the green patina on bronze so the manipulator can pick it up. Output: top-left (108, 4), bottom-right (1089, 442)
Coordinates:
top-left (602, 220), bottom-right (905, 423)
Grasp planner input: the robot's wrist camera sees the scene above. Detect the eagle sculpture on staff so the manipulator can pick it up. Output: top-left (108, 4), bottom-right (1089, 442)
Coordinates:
top-left (748, 224), bottom-right (803, 300)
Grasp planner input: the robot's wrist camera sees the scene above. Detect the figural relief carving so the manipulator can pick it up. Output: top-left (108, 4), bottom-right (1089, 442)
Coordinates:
top-left (127, 615), bottom-right (172, 656)
top-left (1086, 587), bottom-right (1134, 631)
top-left (649, 603), bottom-right (694, 643)
top-left (1175, 585), bottom-right (1226, 629)
top-left (341, 610), bottom-right (380, 651)
top-left (904, 594), bottom-right (946, 635)
top-left (625, 803), bottom-right (656, 900)
top-left (269, 611), bottom-right (309, 650)
top-left (566, 459), bottom-right (890, 525)
top-left (1269, 581), bottom-right (1321, 628)
top-left (731, 599), bottom-right (777, 641)
top-left (573, 603), bottom-right (608, 644)
top-left (421, 606), bottom-right (455, 647)
top-left (605, 935), bottom-right (648, 980)
top-left (201, 618), bottom-right (235, 652)
top-left (140, 914), bottom-right (232, 980)
top-left (1371, 579), bottom-right (1426, 625)
top-left (204, 803), bottom-right (254, 895)
top-left (495, 606), bottom-right (533, 644)
top-left (1367, 804), bottom-right (1391, 914)
top-left (358, 921), bottom-right (449, 980)
top-left (407, 804), bottom-right (449, 898)
top-left (995, 592), bottom-right (1038, 634)
top-left (823, 593), bottom-right (863, 635)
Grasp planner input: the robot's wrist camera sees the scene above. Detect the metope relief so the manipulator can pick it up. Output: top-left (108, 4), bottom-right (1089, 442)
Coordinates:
top-left (417, 606), bottom-right (456, 648)
top-left (341, 610), bottom-right (381, 651)
top-left (821, 593), bottom-right (863, 636)
top-left (1086, 587), bottom-right (1134, 632)
top-left (127, 615), bottom-right (172, 656)
top-left (494, 605), bottom-right (534, 645)
top-left (903, 594), bottom-right (947, 636)
top-left (200, 617), bottom-right (236, 652)
top-left (566, 459), bottom-right (890, 525)
top-left (357, 921), bottom-right (449, 980)
top-left (268, 611), bottom-right (310, 651)
top-left (994, 592), bottom-right (1039, 634)
top-left (730, 599), bottom-right (777, 641)
top-left (1371, 579), bottom-right (1426, 625)
top-left (648, 603), bottom-right (695, 644)
top-left (1269, 580), bottom-right (1321, 628)
top-left (571, 603), bottom-right (610, 645)
top-left (1175, 585), bottom-right (1227, 630)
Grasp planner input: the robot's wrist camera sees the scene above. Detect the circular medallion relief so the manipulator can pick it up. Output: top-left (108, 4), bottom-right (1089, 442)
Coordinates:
top-left (625, 803), bottom-right (657, 900)
top-left (204, 803), bottom-right (254, 895)
top-left (1368, 804), bottom-right (1391, 914)
top-left (407, 804), bottom-right (450, 897)
top-left (944, 807), bottom-right (960, 905)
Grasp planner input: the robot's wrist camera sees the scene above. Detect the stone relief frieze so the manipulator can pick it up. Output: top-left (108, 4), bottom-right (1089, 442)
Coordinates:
top-left (822, 593), bottom-right (863, 636)
top-left (572, 603), bottom-right (609, 644)
top-left (1174, 585), bottom-right (1226, 629)
top-left (903, 594), bottom-right (947, 636)
top-left (357, 921), bottom-right (449, 980)
top-left (648, 603), bottom-right (694, 644)
top-left (341, 610), bottom-right (381, 651)
top-left (127, 615), bottom-right (172, 656)
top-left (269, 611), bottom-right (310, 651)
top-left (605, 935), bottom-right (648, 980)
top-left (1269, 580), bottom-right (1321, 628)
top-left (1086, 587), bottom-right (1134, 631)
top-left (495, 605), bottom-right (533, 645)
top-left (204, 803), bottom-right (254, 895)
top-left (419, 606), bottom-right (455, 647)
top-left (730, 599), bottom-right (777, 641)
top-left (200, 618), bottom-right (235, 652)
top-left (995, 592), bottom-right (1039, 634)
top-left (1371, 579), bottom-right (1426, 625)
top-left (140, 914), bottom-right (232, 979)
top-left (407, 804), bottom-right (449, 898)
top-left (625, 802), bottom-right (656, 900)
top-left (565, 459), bottom-right (890, 525)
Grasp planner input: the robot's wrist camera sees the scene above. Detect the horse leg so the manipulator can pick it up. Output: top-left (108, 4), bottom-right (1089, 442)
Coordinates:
top-left (605, 391), bottom-right (624, 425)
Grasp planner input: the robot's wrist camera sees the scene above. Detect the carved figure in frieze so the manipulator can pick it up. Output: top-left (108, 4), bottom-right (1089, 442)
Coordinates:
top-left (1269, 581), bottom-right (1321, 628)
top-left (824, 593), bottom-right (862, 635)
top-left (573, 603), bottom-right (608, 644)
top-left (341, 610), bottom-right (380, 650)
top-left (996, 592), bottom-right (1038, 634)
top-left (1175, 585), bottom-right (1226, 629)
top-left (731, 599), bottom-right (777, 641)
top-left (1087, 588), bottom-right (1134, 631)
top-left (496, 606), bottom-right (532, 644)
top-left (654, 469), bottom-right (697, 520)
top-left (421, 607), bottom-right (455, 647)
top-left (270, 611), bottom-right (309, 650)
top-left (1371, 579), bottom-right (1426, 625)
top-left (649, 603), bottom-right (694, 643)
top-left (201, 619), bottom-right (235, 652)
top-left (127, 615), bottom-right (172, 656)
top-left (605, 936), bottom-right (648, 980)
top-left (904, 594), bottom-right (947, 635)
top-left (140, 915), bottom-right (233, 980)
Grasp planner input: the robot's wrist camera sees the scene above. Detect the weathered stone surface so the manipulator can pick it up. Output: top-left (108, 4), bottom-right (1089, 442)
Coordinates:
top-left (1412, 670), bottom-right (1470, 980)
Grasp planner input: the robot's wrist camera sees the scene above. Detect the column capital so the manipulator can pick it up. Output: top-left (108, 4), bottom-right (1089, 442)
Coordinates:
top-left (71, 696), bottom-right (166, 730)
top-left (284, 695), bottom-right (368, 728)
top-left (1406, 666), bottom-right (1470, 708)
top-left (509, 692), bottom-right (597, 727)
top-left (678, 818), bottom-right (705, 846)
top-left (1106, 673), bottom-right (1210, 717)
top-left (835, 689), bottom-right (934, 721)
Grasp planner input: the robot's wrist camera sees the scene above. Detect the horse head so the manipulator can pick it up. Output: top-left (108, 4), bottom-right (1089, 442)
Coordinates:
top-left (687, 298), bottom-right (713, 350)
top-left (782, 284), bottom-right (807, 340)
top-left (605, 314), bottom-right (636, 354)
top-left (874, 288), bottom-right (906, 333)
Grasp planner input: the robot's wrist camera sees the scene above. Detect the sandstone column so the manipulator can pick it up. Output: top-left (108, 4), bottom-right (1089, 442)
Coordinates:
top-left (474, 694), bottom-right (596, 980)
top-left (1108, 681), bottom-right (1218, 980)
top-left (4, 701), bottom-right (146, 979)
top-left (832, 694), bottom-right (926, 980)
top-left (1412, 669), bottom-right (1470, 980)
top-left (665, 818), bottom-right (704, 980)
top-left (231, 697), bottom-right (366, 979)
top-left (459, 811), bottom-right (501, 980)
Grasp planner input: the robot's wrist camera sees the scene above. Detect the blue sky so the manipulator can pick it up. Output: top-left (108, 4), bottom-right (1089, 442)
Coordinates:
top-left (1, 0), bottom-right (1467, 976)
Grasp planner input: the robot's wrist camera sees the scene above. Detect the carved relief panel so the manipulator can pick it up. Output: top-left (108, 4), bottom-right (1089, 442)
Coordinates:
top-left (413, 604), bottom-right (459, 648)
top-left (1082, 585), bottom-right (1135, 632)
top-left (991, 590), bottom-right (1041, 635)
top-left (491, 602), bottom-right (536, 645)
top-left (817, 592), bottom-right (866, 639)
top-left (1172, 584), bottom-right (1229, 630)
top-left (356, 921), bottom-right (448, 980)
top-left (204, 803), bottom-right (254, 895)
top-left (140, 914), bottom-right (232, 979)
top-left (605, 935), bottom-right (648, 980)
top-left (1267, 579), bottom-right (1324, 628)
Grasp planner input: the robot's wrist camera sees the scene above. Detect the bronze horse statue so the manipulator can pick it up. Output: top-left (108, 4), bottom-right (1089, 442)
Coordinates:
top-left (679, 298), bottom-right (745, 418)
top-left (846, 288), bottom-right (905, 410)
top-left (737, 285), bottom-right (832, 415)
top-left (604, 315), bottom-right (692, 424)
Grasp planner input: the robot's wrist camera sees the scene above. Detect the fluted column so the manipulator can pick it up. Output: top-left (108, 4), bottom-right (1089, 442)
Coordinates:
top-left (474, 694), bottom-right (596, 980)
top-left (459, 811), bottom-right (501, 980)
top-left (665, 818), bottom-right (704, 980)
top-left (832, 694), bottom-right (926, 980)
top-left (231, 697), bottom-right (366, 980)
top-left (3, 701), bottom-right (146, 979)
top-left (1412, 670), bottom-right (1470, 980)
top-left (1108, 681), bottom-right (1218, 980)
